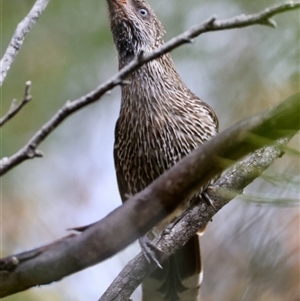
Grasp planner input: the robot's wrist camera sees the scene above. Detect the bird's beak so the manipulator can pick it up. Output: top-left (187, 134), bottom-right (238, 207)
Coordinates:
top-left (107, 0), bottom-right (129, 14)
top-left (109, 0), bottom-right (127, 7)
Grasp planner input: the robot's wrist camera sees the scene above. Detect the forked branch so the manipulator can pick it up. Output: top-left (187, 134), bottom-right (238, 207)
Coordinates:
top-left (0, 81), bottom-right (32, 127)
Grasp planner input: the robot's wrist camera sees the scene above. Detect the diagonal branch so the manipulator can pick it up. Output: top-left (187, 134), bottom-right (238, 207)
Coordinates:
top-left (0, 81), bottom-right (32, 127)
top-left (0, 0), bottom-right (51, 86)
top-left (0, 93), bottom-right (299, 298)
top-left (1, 1), bottom-right (299, 176)
top-left (98, 138), bottom-right (290, 301)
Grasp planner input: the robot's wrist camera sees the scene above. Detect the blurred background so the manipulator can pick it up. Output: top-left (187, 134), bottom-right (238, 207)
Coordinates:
top-left (1, 0), bottom-right (299, 300)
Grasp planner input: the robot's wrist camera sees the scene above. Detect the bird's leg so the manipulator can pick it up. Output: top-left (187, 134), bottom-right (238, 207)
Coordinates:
top-left (139, 236), bottom-right (163, 269)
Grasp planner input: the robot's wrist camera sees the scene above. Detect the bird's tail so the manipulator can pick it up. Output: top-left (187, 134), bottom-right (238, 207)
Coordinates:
top-left (142, 234), bottom-right (202, 301)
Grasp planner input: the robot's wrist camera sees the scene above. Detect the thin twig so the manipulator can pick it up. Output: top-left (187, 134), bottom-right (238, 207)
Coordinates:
top-left (0, 81), bottom-right (32, 127)
top-left (1, 1), bottom-right (299, 176)
top-left (0, 0), bottom-right (51, 86)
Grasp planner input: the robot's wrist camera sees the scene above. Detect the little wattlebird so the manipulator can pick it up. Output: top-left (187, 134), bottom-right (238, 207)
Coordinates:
top-left (107, 0), bottom-right (219, 300)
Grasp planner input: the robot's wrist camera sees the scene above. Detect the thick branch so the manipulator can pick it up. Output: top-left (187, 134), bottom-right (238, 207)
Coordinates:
top-left (0, 0), bottom-right (51, 86)
top-left (98, 138), bottom-right (289, 301)
top-left (0, 81), bottom-right (32, 127)
top-left (1, 1), bottom-right (299, 176)
top-left (0, 93), bottom-right (299, 298)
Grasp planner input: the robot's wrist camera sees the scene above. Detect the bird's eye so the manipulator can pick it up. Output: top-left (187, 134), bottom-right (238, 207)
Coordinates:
top-left (139, 8), bottom-right (148, 17)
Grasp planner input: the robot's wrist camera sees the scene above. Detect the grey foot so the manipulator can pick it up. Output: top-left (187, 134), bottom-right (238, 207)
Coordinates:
top-left (139, 236), bottom-right (163, 269)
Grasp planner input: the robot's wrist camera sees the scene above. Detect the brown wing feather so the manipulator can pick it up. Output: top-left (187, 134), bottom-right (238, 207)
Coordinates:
top-left (114, 117), bottom-right (129, 203)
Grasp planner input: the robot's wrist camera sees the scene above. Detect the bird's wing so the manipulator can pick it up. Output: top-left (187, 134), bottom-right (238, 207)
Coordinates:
top-left (114, 117), bottom-right (130, 203)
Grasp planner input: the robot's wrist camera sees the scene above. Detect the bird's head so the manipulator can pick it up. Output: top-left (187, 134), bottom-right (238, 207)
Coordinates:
top-left (106, 0), bottom-right (165, 64)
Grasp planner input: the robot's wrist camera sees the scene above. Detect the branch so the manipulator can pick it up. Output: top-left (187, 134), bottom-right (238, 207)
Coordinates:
top-left (0, 0), bottom-right (51, 86)
top-left (0, 93), bottom-right (299, 298)
top-left (0, 81), bottom-right (32, 127)
top-left (98, 138), bottom-right (289, 301)
top-left (1, 1), bottom-right (299, 176)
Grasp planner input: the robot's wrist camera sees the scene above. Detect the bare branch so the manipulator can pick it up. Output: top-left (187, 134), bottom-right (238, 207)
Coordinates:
top-left (0, 93), bottom-right (299, 298)
top-left (98, 139), bottom-right (289, 301)
top-left (0, 81), bottom-right (32, 127)
top-left (1, 1), bottom-right (299, 176)
top-left (0, 0), bottom-right (51, 86)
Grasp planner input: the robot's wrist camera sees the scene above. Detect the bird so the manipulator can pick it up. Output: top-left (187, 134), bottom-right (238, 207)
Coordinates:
top-left (106, 0), bottom-right (219, 300)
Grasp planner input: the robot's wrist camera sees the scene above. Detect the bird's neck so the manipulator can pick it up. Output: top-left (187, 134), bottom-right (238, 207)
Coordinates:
top-left (119, 53), bottom-right (188, 116)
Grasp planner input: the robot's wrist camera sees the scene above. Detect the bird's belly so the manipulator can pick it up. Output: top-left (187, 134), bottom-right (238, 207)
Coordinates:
top-left (114, 120), bottom-right (214, 234)
top-left (122, 148), bottom-right (197, 235)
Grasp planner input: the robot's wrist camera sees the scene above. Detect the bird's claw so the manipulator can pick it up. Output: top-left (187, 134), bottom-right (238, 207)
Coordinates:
top-left (139, 236), bottom-right (163, 269)
top-left (202, 191), bottom-right (217, 212)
